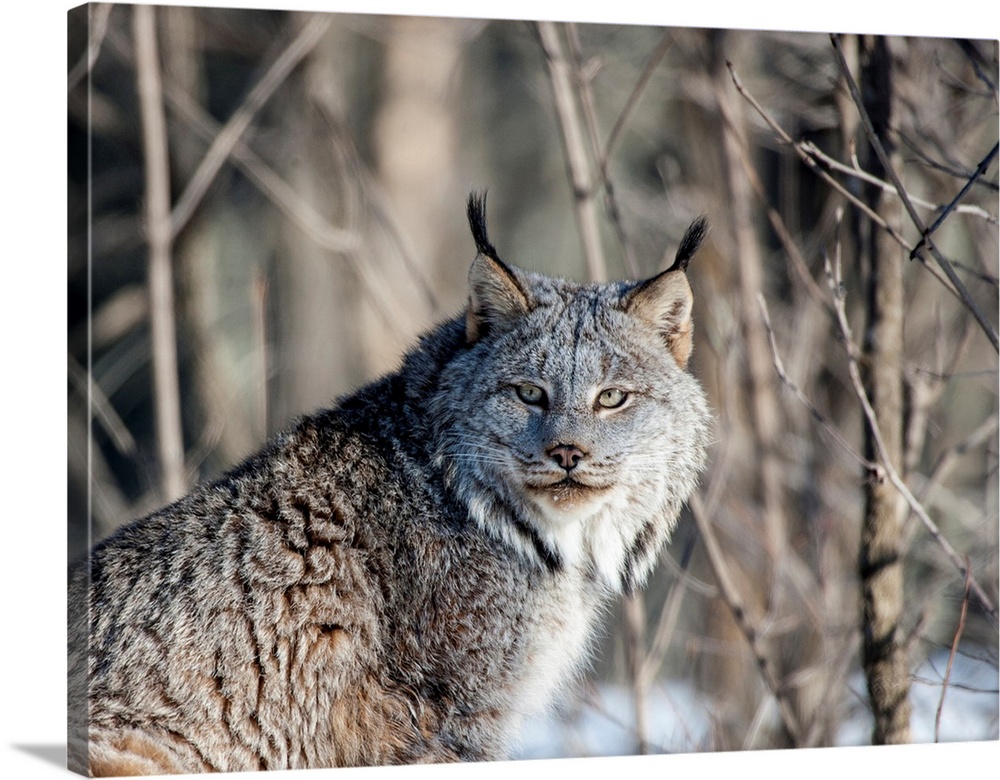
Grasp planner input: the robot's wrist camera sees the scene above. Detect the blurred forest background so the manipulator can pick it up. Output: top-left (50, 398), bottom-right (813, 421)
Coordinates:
top-left (68, 2), bottom-right (998, 759)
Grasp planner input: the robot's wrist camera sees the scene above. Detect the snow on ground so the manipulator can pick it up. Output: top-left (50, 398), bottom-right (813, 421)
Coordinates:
top-left (513, 646), bottom-right (998, 759)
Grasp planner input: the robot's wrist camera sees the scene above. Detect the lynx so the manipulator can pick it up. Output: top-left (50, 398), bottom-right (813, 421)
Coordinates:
top-left (68, 194), bottom-right (712, 775)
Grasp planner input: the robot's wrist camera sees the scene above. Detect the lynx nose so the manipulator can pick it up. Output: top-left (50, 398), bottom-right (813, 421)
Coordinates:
top-left (547, 444), bottom-right (586, 471)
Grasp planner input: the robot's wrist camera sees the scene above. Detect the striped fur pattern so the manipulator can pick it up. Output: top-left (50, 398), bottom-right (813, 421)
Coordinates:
top-left (69, 196), bottom-right (711, 775)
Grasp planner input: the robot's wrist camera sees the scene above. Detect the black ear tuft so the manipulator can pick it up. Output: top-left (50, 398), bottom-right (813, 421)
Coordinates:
top-left (667, 216), bottom-right (708, 273)
top-left (464, 192), bottom-right (533, 343)
top-left (467, 191), bottom-right (500, 261)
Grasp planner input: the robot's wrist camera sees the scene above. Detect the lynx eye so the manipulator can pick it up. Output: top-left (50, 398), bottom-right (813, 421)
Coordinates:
top-left (515, 383), bottom-right (546, 406)
top-left (597, 388), bottom-right (628, 409)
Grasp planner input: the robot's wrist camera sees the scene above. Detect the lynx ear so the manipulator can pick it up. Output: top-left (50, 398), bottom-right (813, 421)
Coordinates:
top-left (465, 192), bottom-right (532, 342)
top-left (625, 270), bottom-right (694, 368)
top-left (466, 255), bottom-right (532, 342)
top-left (625, 217), bottom-right (707, 368)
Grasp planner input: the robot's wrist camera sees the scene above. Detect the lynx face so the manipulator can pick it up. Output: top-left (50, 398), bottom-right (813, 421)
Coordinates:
top-left (432, 210), bottom-right (711, 592)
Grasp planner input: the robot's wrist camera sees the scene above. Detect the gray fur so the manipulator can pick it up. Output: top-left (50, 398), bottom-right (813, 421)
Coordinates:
top-left (69, 199), bottom-right (712, 775)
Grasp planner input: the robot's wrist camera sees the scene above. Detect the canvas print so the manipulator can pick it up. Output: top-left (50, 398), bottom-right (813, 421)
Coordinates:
top-left (67, 2), bottom-right (999, 776)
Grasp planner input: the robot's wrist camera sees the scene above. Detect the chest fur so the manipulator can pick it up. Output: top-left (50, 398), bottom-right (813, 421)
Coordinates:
top-left (385, 525), bottom-right (604, 754)
top-left (512, 572), bottom-right (601, 720)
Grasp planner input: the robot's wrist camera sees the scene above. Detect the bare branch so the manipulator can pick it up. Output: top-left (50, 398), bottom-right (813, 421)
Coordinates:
top-left (68, 3), bottom-right (113, 92)
top-left (728, 62), bottom-right (905, 243)
top-left (904, 318), bottom-right (976, 473)
top-left (68, 354), bottom-right (137, 458)
top-left (565, 24), bottom-right (640, 277)
top-left (797, 139), bottom-right (998, 226)
top-left (169, 14), bottom-right (332, 239)
top-left (622, 594), bottom-right (649, 754)
top-left (912, 142), bottom-right (1000, 254)
top-left (146, 64), bottom-right (432, 339)
top-left (602, 31), bottom-right (673, 166)
top-left (715, 81), bottom-right (832, 313)
top-left (934, 561), bottom-right (972, 742)
top-left (756, 228), bottom-right (998, 629)
top-left (252, 273), bottom-right (270, 436)
top-left (824, 251), bottom-right (999, 628)
top-left (955, 39), bottom-right (999, 107)
top-left (639, 535), bottom-right (697, 690)
top-left (166, 86), bottom-right (357, 251)
top-left (910, 414), bottom-right (1000, 533)
top-left (757, 292), bottom-right (877, 472)
top-left (133, 4), bottom-right (186, 502)
top-left (536, 21), bottom-right (607, 283)
top-left (712, 48), bottom-right (789, 564)
top-left (899, 131), bottom-right (999, 192)
top-left (830, 34), bottom-right (998, 352)
top-left (688, 493), bottom-right (805, 746)
top-left (727, 61), bottom-right (971, 312)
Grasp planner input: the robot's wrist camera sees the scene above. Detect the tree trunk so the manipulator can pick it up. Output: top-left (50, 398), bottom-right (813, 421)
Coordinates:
top-left (857, 34), bottom-right (912, 745)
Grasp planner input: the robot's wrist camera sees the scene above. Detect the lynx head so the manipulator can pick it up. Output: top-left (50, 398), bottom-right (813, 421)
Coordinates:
top-left (431, 194), bottom-right (712, 593)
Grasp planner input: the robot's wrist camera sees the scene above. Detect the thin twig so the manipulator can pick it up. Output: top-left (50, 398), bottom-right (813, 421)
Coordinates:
top-left (917, 414), bottom-right (1000, 510)
top-left (639, 533), bottom-right (697, 690)
top-left (659, 550), bottom-right (721, 599)
top-left (622, 593), bottom-right (649, 754)
top-left (798, 139), bottom-right (997, 226)
top-left (576, 684), bottom-right (672, 754)
top-left (68, 3), bottom-right (113, 92)
top-left (68, 354), bottom-right (137, 457)
top-left (133, 4), bottom-right (186, 503)
top-left (565, 23), bottom-right (640, 277)
top-left (164, 85), bottom-right (357, 254)
top-left (911, 142), bottom-right (1000, 254)
top-left (934, 560), bottom-right (972, 742)
top-left (904, 317), bottom-right (976, 473)
top-left (728, 62), bottom-right (907, 246)
top-left (899, 131), bottom-right (999, 192)
top-left (595, 28), bottom-right (675, 278)
top-left (715, 81), bottom-right (831, 313)
top-left (602, 31), bottom-right (673, 165)
top-left (758, 214), bottom-right (998, 628)
top-left (800, 631), bottom-right (862, 747)
top-left (713, 50), bottom-right (789, 565)
top-left (830, 34), bottom-right (998, 352)
top-left (757, 293), bottom-right (877, 472)
top-left (317, 102), bottom-right (441, 312)
top-left (742, 695), bottom-right (773, 750)
top-left (536, 21), bottom-right (607, 282)
top-left (252, 273), bottom-right (269, 437)
top-left (726, 61), bottom-right (964, 309)
top-left (154, 70), bottom-right (431, 339)
top-left (954, 39), bottom-right (998, 106)
top-left (688, 493), bottom-right (805, 745)
top-left (169, 14), bottom-right (332, 239)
